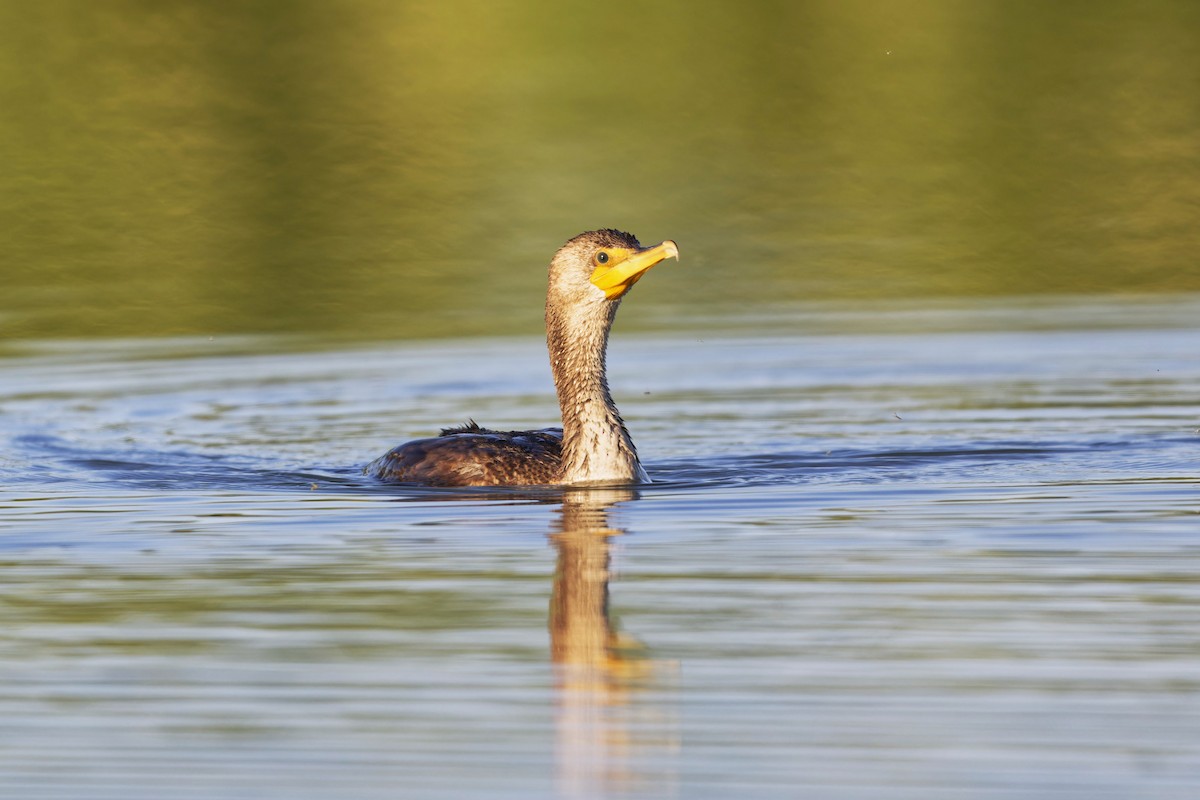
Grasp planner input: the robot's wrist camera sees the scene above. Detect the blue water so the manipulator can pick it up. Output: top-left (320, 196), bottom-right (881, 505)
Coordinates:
top-left (1, 297), bottom-right (1198, 798)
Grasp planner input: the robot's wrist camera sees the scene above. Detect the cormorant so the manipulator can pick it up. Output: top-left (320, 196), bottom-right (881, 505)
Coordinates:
top-left (366, 229), bottom-right (679, 486)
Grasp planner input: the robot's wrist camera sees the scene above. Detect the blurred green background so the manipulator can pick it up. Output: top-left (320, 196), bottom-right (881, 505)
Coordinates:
top-left (2, 0), bottom-right (1198, 341)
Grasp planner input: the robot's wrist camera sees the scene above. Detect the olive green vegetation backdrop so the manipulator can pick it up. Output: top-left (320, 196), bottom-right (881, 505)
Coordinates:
top-left (2, 1), bottom-right (1198, 340)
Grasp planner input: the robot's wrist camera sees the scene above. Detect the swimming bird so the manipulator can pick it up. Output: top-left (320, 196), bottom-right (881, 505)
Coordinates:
top-left (366, 229), bottom-right (679, 486)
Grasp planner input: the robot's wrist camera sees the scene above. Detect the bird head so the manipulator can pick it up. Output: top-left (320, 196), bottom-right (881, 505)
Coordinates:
top-left (547, 229), bottom-right (679, 312)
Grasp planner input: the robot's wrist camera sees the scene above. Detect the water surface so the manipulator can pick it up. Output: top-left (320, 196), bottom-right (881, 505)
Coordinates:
top-left (4, 1), bottom-right (1200, 340)
top-left (2, 297), bottom-right (1198, 798)
top-left (3, 4), bottom-right (1199, 795)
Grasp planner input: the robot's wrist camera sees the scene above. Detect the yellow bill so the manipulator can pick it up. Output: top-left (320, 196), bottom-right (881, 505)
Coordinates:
top-left (590, 240), bottom-right (680, 300)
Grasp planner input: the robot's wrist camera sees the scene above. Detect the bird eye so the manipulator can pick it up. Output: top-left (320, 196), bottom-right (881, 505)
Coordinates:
top-left (595, 251), bottom-right (609, 265)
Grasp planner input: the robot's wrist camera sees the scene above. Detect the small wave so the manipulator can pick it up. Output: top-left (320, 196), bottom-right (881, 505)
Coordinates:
top-left (8, 433), bottom-right (1191, 498)
top-left (645, 441), bottom-right (1122, 489)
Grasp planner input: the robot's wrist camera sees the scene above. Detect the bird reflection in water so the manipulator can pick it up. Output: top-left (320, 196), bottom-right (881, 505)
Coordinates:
top-left (549, 487), bottom-right (678, 799)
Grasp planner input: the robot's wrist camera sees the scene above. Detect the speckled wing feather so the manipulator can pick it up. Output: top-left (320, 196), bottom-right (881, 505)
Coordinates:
top-left (365, 423), bottom-right (563, 486)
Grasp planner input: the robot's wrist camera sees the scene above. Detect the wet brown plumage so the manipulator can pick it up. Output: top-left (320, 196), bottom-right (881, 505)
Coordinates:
top-left (366, 230), bottom-right (679, 487)
top-left (371, 421), bottom-right (563, 486)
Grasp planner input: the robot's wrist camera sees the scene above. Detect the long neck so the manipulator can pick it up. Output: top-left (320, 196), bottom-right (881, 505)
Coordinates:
top-left (546, 302), bottom-right (646, 484)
